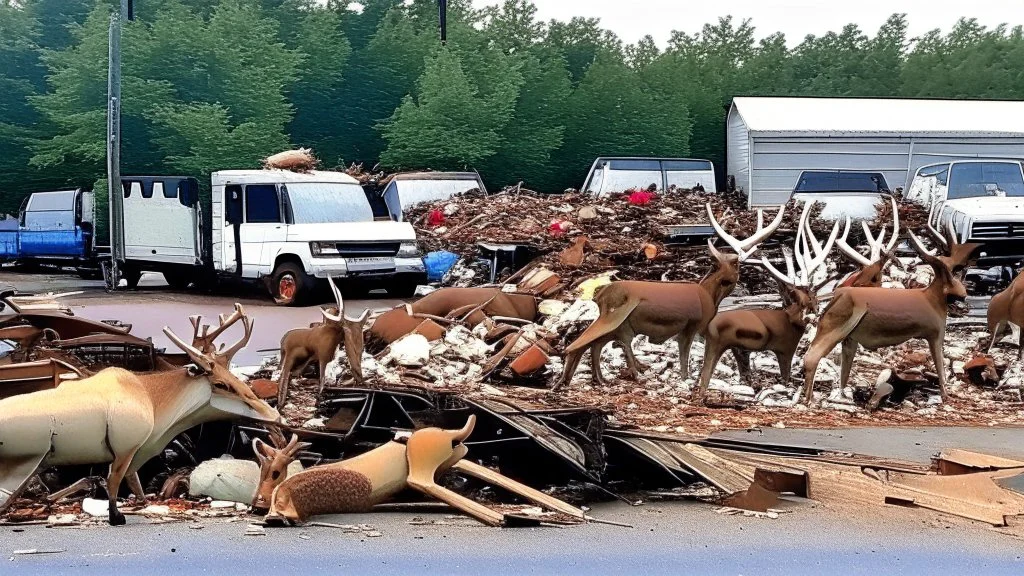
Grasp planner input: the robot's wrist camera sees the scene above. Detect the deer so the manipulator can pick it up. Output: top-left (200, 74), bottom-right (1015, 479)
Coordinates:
top-left (0, 304), bottom-right (279, 525)
top-left (368, 287), bottom-right (538, 344)
top-left (277, 277), bottom-right (369, 407)
top-left (551, 204), bottom-right (785, 391)
top-left (255, 415), bottom-right (585, 526)
top-left (833, 196), bottom-right (903, 288)
top-left (987, 267), bottom-right (1023, 359)
top-left (695, 203), bottom-right (839, 400)
top-left (801, 232), bottom-right (968, 404)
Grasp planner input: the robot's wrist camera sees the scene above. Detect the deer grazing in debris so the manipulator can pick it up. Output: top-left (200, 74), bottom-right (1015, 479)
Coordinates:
top-left (552, 204), bottom-right (784, 391)
top-left (0, 304), bottom-right (279, 525)
top-left (368, 287), bottom-right (538, 344)
top-left (695, 203), bottom-right (839, 400)
top-left (277, 277), bottom-right (369, 407)
top-left (834, 196), bottom-right (903, 288)
top-left (987, 267), bottom-right (1024, 359)
top-left (251, 428), bottom-right (310, 513)
top-left (801, 232), bottom-right (969, 404)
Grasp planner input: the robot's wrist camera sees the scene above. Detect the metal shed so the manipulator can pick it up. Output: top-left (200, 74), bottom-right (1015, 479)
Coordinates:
top-left (727, 97), bottom-right (1024, 208)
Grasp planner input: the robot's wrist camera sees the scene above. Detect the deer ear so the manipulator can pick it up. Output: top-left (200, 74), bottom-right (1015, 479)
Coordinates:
top-left (253, 438), bottom-right (275, 460)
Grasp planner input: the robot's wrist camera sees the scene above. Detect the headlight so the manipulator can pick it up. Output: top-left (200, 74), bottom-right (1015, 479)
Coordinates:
top-left (309, 241), bottom-right (340, 257)
top-left (397, 241), bottom-right (421, 258)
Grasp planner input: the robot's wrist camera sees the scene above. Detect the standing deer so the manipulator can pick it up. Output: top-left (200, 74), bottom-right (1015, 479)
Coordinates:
top-left (552, 204), bottom-right (784, 391)
top-left (834, 196), bottom-right (903, 288)
top-left (0, 304), bottom-right (279, 525)
top-left (987, 268), bottom-right (1023, 359)
top-left (801, 232), bottom-right (968, 404)
top-left (695, 204), bottom-right (839, 400)
top-left (277, 277), bottom-right (369, 407)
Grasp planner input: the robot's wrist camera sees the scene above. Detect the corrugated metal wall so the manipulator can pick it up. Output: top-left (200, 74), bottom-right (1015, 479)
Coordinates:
top-left (726, 109), bottom-right (750, 196)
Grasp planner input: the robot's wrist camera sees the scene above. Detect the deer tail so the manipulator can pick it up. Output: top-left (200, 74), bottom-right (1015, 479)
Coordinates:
top-left (564, 296), bottom-right (641, 354)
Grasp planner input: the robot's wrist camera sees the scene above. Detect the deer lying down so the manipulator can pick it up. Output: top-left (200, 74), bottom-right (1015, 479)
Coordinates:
top-left (277, 277), bottom-right (369, 406)
top-left (255, 416), bottom-right (584, 526)
top-left (987, 268), bottom-right (1024, 359)
top-left (552, 204), bottom-right (784, 390)
top-left (0, 305), bottom-right (279, 525)
top-left (369, 287), bottom-right (537, 344)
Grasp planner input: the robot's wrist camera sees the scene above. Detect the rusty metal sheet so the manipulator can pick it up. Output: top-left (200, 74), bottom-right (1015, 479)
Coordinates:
top-left (882, 469), bottom-right (1024, 526)
top-left (752, 467), bottom-right (811, 498)
top-left (935, 449), bottom-right (1024, 476)
top-left (657, 442), bottom-right (754, 495)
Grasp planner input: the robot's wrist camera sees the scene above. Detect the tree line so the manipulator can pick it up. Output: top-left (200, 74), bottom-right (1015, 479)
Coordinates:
top-left (2, 0), bottom-right (1023, 219)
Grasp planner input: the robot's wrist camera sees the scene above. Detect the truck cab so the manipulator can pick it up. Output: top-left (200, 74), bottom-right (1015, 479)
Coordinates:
top-left (581, 157), bottom-right (717, 196)
top-left (906, 159), bottom-right (1024, 268)
top-left (211, 170), bottom-right (425, 304)
top-left (16, 189), bottom-right (95, 263)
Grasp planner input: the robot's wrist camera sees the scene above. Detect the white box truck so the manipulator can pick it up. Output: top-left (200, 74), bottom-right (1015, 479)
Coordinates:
top-left (117, 169), bottom-right (426, 305)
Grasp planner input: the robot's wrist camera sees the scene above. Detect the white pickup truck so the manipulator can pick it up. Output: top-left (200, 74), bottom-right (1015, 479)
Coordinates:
top-left (118, 170), bottom-right (426, 305)
top-left (905, 159), bottom-right (1024, 269)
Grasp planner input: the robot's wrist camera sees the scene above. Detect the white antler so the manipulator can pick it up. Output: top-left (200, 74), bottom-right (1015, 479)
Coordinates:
top-left (761, 202), bottom-right (839, 287)
top-left (706, 203), bottom-right (785, 262)
top-left (836, 195), bottom-right (900, 266)
top-left (322, 276), bottom-right (370, 324)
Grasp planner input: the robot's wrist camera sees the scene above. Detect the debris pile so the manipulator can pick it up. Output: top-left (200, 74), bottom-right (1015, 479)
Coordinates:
top-left (262, 148), bottom-right (319, 172)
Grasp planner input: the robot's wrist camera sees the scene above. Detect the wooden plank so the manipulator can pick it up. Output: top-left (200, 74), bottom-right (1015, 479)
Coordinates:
top-left (453, 460), bottom-right (585, 519)
top-left (657, 442), bottom-right (753, 495)
top-left (936, 449), bottom-right (1024, 475)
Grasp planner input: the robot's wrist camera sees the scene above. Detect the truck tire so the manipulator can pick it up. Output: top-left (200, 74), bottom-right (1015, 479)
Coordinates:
top-left (163, 270), bottom-right (192, 290)
top-left (122, 267), bottom-right (142, 289)
top-left (271, 262), bottom-right (312, 306)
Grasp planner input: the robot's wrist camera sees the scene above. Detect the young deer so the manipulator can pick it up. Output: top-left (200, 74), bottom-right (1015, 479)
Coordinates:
top-left (834, 196), bottom-right (902, 288)
top-left (802, 232), bottom-right (968, 404)
top-left (251, 428), bottom-right (310, 513)
top-left (695, 204), bottom-right (838, 400)
top-left (277, 277), bottom-right (369, 406)
top-left (552, 204), bottom-right (785, 391)
top-left (0, 305), bottom-right (279, 525)
top-left (987, 267), bottom-right (1023, 359)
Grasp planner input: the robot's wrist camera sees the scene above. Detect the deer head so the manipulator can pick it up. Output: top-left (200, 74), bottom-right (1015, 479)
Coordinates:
top-left (908, 231), bottom-right (968, 303)
top-left (703, 203), bottom-right (785, 305)
top-left (760, 202), bottom-right (838, 324)
top-left (252, 428), bottom-right (310, 512)
top-left (322, 276), bottom-right (370, 326)
top-left (162, 305), bottom-right (280, 423)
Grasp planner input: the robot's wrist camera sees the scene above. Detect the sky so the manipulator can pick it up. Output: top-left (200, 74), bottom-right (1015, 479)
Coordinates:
top-left (470, 0), bottom-right (1024, 46)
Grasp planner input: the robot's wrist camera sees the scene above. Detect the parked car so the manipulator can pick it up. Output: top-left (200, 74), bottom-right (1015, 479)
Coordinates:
top-left (0, 188), bottom-right (101, 271)
top-left (905, 159), bottom-right (1024, 267)
top-left (790, 170), bottom-right (891, 220)
top-left (379, 172), bottom-right (486, 220)
top-left (117, 170), bottom-right (426, 304)
top-left (581, 157), bottom-right (717, 196)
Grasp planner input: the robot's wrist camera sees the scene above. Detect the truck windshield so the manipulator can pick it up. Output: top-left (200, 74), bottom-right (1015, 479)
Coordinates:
top-left (947, 162), bottom-right (1024, 199)
top-left (794, 171), bottom-right (889, 193)
top-left (286, 183), bottom-right (375, 223)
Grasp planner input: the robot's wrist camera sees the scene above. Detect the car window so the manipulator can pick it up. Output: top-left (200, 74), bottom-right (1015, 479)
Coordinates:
top-left (245, 184), bottom-right (281, 223)
top-left (286, 182), bottom-right (375, 224)
top-left (947, 162), bottom-right (1024, 199)
top-left (794, 171), bottom-right (887, 193)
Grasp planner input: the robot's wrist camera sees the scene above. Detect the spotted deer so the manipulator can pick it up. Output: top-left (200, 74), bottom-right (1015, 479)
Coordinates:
top-left (0, 304), bottom-right (279, 525)
top-left (552, 204), bottom-right (785, 390)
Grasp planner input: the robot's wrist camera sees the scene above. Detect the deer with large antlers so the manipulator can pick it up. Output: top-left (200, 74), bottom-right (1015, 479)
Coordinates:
top-left (277, 277), bottom-right (369, 407)
top-left (552, 204), bottom-right (784, 391)
top-left (695, 203), bottom-right (839, 400)
top-left (834, 196), bottom-right (903, 288)
top-left (0, 304), bottom-right (279, 525)
top-left (924, 201), bottom-right (983, 275)
top-left (987, 268), bottom-right (1023, 359)
top-left (801, 232), bottom-right (969, 404)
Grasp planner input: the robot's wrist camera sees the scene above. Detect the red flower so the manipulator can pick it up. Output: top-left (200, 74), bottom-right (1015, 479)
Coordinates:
top-left (428, 209), bottom-right (445, 226)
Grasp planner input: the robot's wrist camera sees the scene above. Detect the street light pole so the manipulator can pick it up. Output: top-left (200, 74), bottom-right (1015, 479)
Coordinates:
top-left (106, 0), bottom-right (131, 290)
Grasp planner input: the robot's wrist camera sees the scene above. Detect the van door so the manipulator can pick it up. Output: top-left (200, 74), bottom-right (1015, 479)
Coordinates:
top-left (239, 184), bottom-right (282, 278)
top-left (224, 185), bottom-right (243, 274)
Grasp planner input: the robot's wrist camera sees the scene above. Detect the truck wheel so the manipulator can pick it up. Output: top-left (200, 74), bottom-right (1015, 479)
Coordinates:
top-left (271, 262), bottom-right (312, 306)
top-left (162, 270), bottom-right (192, 290)
top-left (121, 267), bottom-right (142, 289)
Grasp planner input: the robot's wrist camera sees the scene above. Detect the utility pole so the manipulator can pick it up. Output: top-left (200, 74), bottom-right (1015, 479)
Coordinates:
top-left (438, 0), bottom-right (447, 44)
top-left (106, 0), bottom-right (131, 290)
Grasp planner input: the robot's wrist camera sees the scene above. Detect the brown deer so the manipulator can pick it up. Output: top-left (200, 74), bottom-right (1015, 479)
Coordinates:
top-left (695, 204), bottom-right (839, 400)
top-left (552, 204), bottom-right (785, 391)
top-left (257, 416), bottom-right (584, 526)
top-left (834, 196), bottom-right (903, 288)
top-left (368, 287), bottom-right (537, 344)
top-left (0, 304), bottom-right (279, 525)
top-left (251, 428), bottom-right (311, 512)
top-left (987, 268), bottom-right (1023, 359)
top-left (277, 277), bottom-right (369, 407)
top-left (801, 232), bottom-right (968, 404)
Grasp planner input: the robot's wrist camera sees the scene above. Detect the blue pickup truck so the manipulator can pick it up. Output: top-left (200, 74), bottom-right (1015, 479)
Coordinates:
top-left (0, 189), bottom-right (100, 269)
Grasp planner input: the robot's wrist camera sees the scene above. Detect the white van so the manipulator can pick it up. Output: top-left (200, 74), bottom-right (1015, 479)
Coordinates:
top-left (119, 170), bottom-right (426, 304)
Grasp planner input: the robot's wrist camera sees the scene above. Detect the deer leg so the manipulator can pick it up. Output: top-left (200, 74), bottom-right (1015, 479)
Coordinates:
top-left (733, 348), bottom-right (753, 386)
top-left (316, 354), bottom-right (331, 400)
top-left (775, 350), bottom-right (794, 387)
top-left (677, 332), bottom-right (694, 377)
top-left (590, 337), bottom-right (613, 386)
top-left (803, 304), bottom-right (868, 404)
top-left (106, 451), bottom-right (137, 526)
top-left (618, 329), bottom-right (645, 380)
top-left (126, 471), bottom-right (146, 501)
top-left (987, 320), bottom-right (1006, 353)
top-left (839, 339), bottom-right (857, 391)
top-left (695, 340), bottom-right (726, 402)
top-left (553, 349), bottom-right (584, 391)
top-left (277, 352), bottom-right (295, 407)
top-left (928, 337), bottom-right (949, 399)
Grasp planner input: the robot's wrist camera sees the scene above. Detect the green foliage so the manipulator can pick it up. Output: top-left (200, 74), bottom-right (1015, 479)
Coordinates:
top-left (0, 0), bottom-right (1021, 210)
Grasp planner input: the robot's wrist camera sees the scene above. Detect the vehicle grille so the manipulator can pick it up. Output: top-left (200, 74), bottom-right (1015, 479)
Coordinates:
top-left (333, 242), bottom-right (400, 257)
top-left (969, 222), bottom-right (1024, 239)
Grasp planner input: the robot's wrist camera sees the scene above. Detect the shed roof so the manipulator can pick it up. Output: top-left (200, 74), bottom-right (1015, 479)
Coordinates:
top-left (731, 97), bottom-right (1024, 137)
top-left (211, 170), bottom-right (359, 185)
